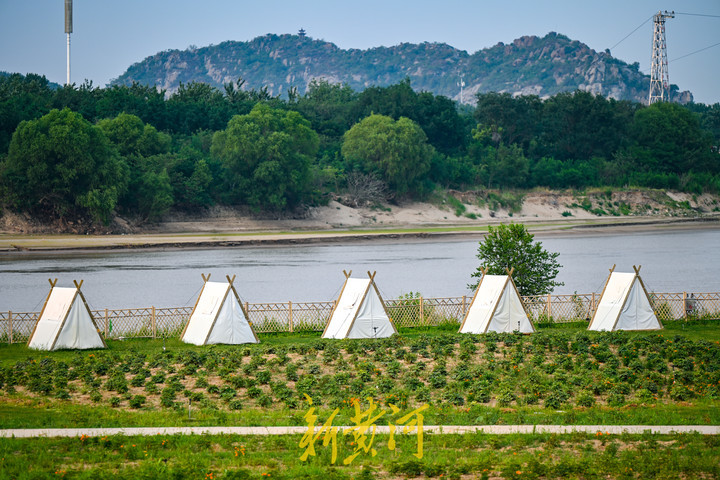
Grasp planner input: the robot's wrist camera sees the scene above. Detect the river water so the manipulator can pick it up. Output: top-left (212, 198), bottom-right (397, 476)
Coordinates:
top-left (1, 228), bottom-right (718, 312)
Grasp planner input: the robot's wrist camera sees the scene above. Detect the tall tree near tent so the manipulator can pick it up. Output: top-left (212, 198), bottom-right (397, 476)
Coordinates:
top-left (469, 223), bottom-right (563, 296)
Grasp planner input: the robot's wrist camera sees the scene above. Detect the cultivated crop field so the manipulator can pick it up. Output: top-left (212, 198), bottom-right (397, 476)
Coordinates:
top-left (1, 321), bottom-right (720, 479)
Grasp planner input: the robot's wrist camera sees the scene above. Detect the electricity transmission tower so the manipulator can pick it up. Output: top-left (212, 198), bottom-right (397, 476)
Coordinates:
top-left (648, 10), bottom-right (674, 104)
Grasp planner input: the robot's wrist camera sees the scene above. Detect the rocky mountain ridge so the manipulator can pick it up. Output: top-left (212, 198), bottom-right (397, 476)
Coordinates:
top-left (113, 32), bottom-right (692, 105)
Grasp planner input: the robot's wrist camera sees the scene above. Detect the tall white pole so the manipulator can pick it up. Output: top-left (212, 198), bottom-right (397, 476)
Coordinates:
top-left (65, 0), bottom-right (72, 86)
top-left (66, 33), bottom-right (71, 86)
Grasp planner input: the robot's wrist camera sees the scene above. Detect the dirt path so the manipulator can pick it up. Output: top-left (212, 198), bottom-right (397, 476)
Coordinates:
top-left (2, 425), bottom-right (719, 438)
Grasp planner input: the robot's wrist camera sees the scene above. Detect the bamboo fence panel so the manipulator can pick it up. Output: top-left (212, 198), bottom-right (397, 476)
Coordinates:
top-left (246, 301), bottom-right (334, 333)
top-left (1, 292), bottom-right (719, 343)
top-left (522, 294), bottom-right (596, 323)
top-left (90, 307), bottom-right (193, 339)
top-left (385, 297), bottom-right (467, 327)
top-left (0, 311), bottom-right (36, 343)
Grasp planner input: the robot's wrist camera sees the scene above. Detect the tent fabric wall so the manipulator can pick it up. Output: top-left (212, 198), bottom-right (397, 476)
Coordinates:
top-left (619, 279), bottom-right (660, 330)
top-left (486, 282), bottom-right (533, 333)
top-left (323, 278), bottom-right (368, 339)
top-left (588, 271), bottom-right (661, 331)
top-left (323, 276), bottom-right (396, 339)
top-left (53, 297), bottom-right (105, 349)
top-left (182, 280), bottom-right (258, 345)
top-left (28, 285), bottom-right (105, 350)
top-left (459, 275), bottom-right (535, 334)
top-left (347, 285), bottom-right (396, 339)
top-left (182, 282), bottom-right (228, 345)
top-left (206, 292), bottom-right (257, 344)
top-left (28, 287), bottom-right (76, 350)
top-left (460, 276), bottom-right (506, 334)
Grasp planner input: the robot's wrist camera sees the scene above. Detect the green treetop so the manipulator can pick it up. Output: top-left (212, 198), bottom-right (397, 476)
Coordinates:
top-left (469, 223), bottom-right (563, 296)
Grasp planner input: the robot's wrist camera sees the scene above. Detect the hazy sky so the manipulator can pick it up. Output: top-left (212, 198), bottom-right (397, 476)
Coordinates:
top-left (1, 0), bottom-right (718, 104)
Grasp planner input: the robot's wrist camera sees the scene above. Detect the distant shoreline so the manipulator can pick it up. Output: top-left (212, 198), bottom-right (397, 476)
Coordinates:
top-left (1, 216), bottom-right (718, 256)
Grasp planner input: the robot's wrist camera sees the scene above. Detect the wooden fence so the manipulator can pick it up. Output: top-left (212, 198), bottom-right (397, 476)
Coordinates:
top-left (1, 292), bottom-right (719, 343)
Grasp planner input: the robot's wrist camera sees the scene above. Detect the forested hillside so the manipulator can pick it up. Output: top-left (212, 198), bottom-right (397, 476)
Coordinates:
top-left (0, 73), bottom-right (718, 232)
top-left (111, 33), bottom-right (692, 104)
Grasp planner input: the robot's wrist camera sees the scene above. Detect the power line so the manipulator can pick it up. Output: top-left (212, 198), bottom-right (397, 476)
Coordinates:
top-left (609, 11), bottom-right (719, 56)
top-left (670, 41), bottom-right (720, 63)
top-left (675, 12), bottom-right (720, 19)
top-left (608, 16), bottom-right (653, 52)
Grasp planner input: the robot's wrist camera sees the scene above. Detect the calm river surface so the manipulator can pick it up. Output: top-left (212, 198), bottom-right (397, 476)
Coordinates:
top-left (1, 228), bottom-right (719, 312)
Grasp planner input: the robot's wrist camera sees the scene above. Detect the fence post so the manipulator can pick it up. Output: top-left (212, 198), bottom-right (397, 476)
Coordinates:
top-left (419, 296), bottom-right (425, 326)
top-left (547, 293), bottom-right (552, 320)
top-left (591, 293), bottom-right (595, 317)
top-left (682, 291), bottom-right (687, 321)
top-left (8, 311), bottom-right (13, 344)
top-left (152, 306), bottom-right (157, 339)
top-left (104, 309), bottom-right (109, 337)
top-left (462, 296), bottom-right (467, 317)
top-left (289, 301), bottom-right (294, 333)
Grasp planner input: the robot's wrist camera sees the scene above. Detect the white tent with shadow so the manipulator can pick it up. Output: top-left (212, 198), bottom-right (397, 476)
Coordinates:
top-left (459, 268), bottom-right (535, 334)
top-left (322, 270), bottom-right (397, 339)
top-left (181, 274), bottom-right (259, 345)
top-left (28, 279), bottom-right (106, 350)
top-left (588, 265), bottom-right (662, 331)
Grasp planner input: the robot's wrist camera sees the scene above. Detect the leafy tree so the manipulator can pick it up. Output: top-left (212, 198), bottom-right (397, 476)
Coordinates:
top-left (98, 113), bottom-right (171, 157)
top-left (341, 114), bottom-right (433, 196)
top-left (469, 223), bottom-right (563, 296)
top-left (354, 79), bottom-right (468, 155)
top-left (629, 102), bottom-right (717, 175)
top-left (167, 82), bottom-right (233, 134)
top-left (686, 102), bottom-right (720, 147)
top-left (95, 83), bottom-right (168, 129)
top-left (468, 126), bottom-right (529, 188)
top-left (122, 155), bottom-right (174, 223)
top-left (164, 139), bottom-right (216, 210)
top-left (51, 81), bottom-right (101, 122)
top-left (98, 113), bottom-right (174, 222)
top-left (293, 79), bottom-right (358, 139)
top-left (0, 73), bottom-right (54, 154)
top-left (474, 92), bottom-right (542, 151)
top-left (1, 108), bottom-right (128, 223)
top-left (538, 91), bottom-right (635, 161)
top-left (211, 103), bottom-right (319, 211)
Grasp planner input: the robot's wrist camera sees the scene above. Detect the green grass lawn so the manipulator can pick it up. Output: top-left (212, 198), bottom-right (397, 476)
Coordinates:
top-left (2, 431), bottom-right (719, 479)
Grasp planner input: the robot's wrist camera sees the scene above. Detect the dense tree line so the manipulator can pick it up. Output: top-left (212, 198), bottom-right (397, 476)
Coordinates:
top-left (0, 72), bottom-right (718, 226)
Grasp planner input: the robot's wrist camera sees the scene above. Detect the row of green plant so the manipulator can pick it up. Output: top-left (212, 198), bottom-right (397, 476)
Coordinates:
top-left (2, 431), bottom-right (719, 479)
top-left (2, 327), bottom-right (719, 424)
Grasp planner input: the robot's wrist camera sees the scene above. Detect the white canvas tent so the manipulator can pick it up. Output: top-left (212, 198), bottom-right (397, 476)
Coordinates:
top-left (181, 274), bottom-right (259, 345)
top-left (27, 279), bottom-right (106, 350)
top-left (588, 265), bottom-right (662, 331)
top-left (322, 271), bottom-right (397, 339)
top-left (459, 268), bottom-right (535, 334)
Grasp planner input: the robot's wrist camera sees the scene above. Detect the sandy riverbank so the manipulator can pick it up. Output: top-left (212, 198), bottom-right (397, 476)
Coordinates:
top-left (1, 190), bottom-right (719, 254)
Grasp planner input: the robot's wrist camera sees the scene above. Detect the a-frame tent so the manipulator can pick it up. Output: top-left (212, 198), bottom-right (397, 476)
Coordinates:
top-left (459, 268), bottom-right (535, 334)
top-left (322, 270), bottom-right (397, 339)
top-left (181, 274), bottom-right (259, 345)
top-left (28, 279), bottom-right (106, 350)
top-left (588, 265), bottom-right (662, 331)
